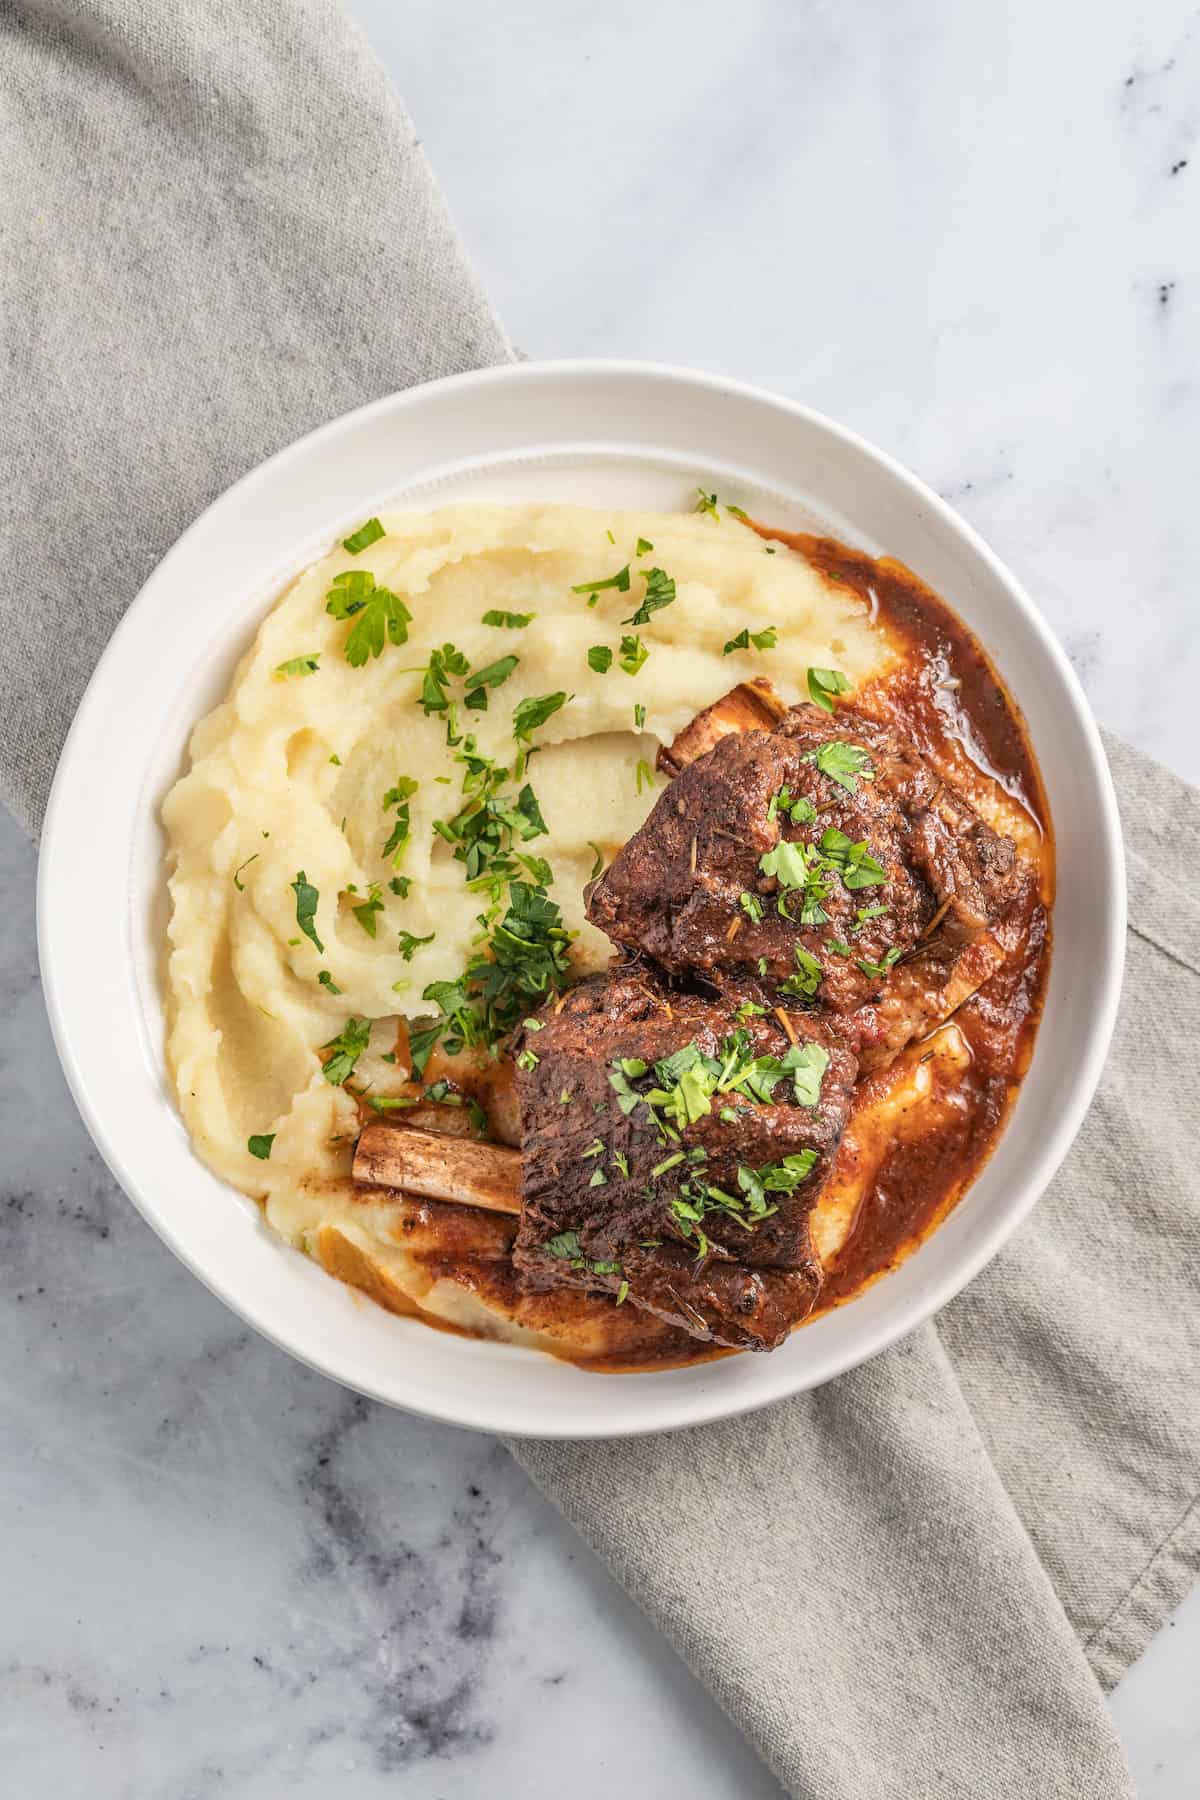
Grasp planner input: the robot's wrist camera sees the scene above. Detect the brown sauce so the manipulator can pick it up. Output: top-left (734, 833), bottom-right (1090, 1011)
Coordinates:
top-left (351, 526), bottom-right (1052, 1370)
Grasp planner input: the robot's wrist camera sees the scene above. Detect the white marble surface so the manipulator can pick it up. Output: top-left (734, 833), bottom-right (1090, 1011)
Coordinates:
top-left (4, 0), bottom-right (1198, 1792)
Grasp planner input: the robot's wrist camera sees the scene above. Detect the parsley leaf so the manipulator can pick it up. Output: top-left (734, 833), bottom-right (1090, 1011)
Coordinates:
top-left (779, 943), bottom-right (823, 1001)
top-left (803, 740), bottom-right (875, 794)
top-left (247, 1134), bottom-right (275, 1160)
top-left (619, 633), bottom-right (648, 676)
top-left (464, 654), bottom-right (519, 712)
top-left (571, 565), bottom-right (630, 596)
top-left (481, 609), bottom-right (533, 629)
top-left (275, 653), bottom-right (320, 678)
top-left (853, 903), bottom-right (890, 930)
top-left (381, 775), bottom-right (419, 867)
top-left (342, 517), bottom-right (385, 554)
top-left (767, 786), bottom-right (816, 826)
top-left (787, 1042), bottom-right (829, 1107)
top-left (739, 891), bottom-right (763, 923)
top-left (635, 759), bottom-right (656, 795)
top-left (513, 691), bottom-right (569, 745)
top-left (397, 929), bottom-right (435, 961)
top-left (325, 570), bottom-right (412, 666)
top-left (587, 645), bottom-right (613, 674)
top-left (233, 854), bottom-right (258, 892)
top-left (636, 537), bottom-right (654, 556)
top-left (318, 970), bottom-right (343, 995)
top-left (807, 666), bottom-right (851, 712)
top-left (320, 1016), bottom-right (372, 1086)
top-left (413, 643), bottom-right (471, 716)
top-left (350, 883), bottom-right (384, 938)
top-left (857, 946), bottom-right (903, 980)
top-left (291, 871), bottom-right (324, 953)
top-left (723, 626), bottom-right (777, 655)
top-left (695, 488), bottom-right (719, 519)
top-left (623, 567), bottom-right (676, 627)
top-left (818, 827), bottom-right (887, 889)
top-left (633, 701), bottom-right (647, 730)
top-left (587, 841), bottom-right (605, 881)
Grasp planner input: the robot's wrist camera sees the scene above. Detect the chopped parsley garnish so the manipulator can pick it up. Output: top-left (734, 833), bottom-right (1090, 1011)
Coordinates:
top-left (329, 754), bottom-right (342, 766)
top-left (349, 883), bottom-right (384, 937)
top-left (233, 854), bottom-right (259, 892)
top-left (413, 642), bottom-right (470, 716)
top-left (623, 567), bottom-right (676, 626)
top-left (544, 1230), bottom-right (622, 1279)
top-left (587, 645), bottom-right (613, 673)
top-left (767, 786), bottom-right (816, 826)
top-left (464, 653), bottom-right (519, 712)
top-left (291, 871), bottom-right (324, 953)
top-left (857, 946), bottom-right (903, 980)
top-left (619, 633), bottom-right (648, 676)
top-left (779, 943), bottom-right (823, 1001)
top-left (635, 759), bottom-right (655, 795)
top-left (275, 653), bottom-right (320, 678)
top-left (739, 891), bottom-right (763, 923)
top-left (390, 875), bottom-right (412, 899)
top-left (758, 837), bottom-right (835, 924)
top-left (587, 842), bottom-right (605, 881)
top-left (413, 881), bottom-right (574, 1065)
top-left (826, 939), bottom-right (854, 957)
top-left (609, 1029), bottom-right (828, 1143)
top-left (818, 827), bottom-right (887, 889)
top-left (695, 488), bottom-right (719, 519)
top-left (515, 1047), bottom-right (540, 1072)
top-left (726, 504), bottom-right (750, 524)
top-left (807, 666), bottom-right (851, 713)
top-left (319, 1016), bottom-right (371, 1086)
top-left (369, 1094), bottom-right (420, 1112)
top-left (512, 690), bottom-right (569, 747)
top-left (571, 564), bottom-right (630, 596)
top-left (482, 609), bottom-right (533, 628)
top-left (722, 626), bottom-right (778, 655)
top-left (397, 929), bottom-right (435, 961)
top-left (317, 970), bottom-right (343, 995)
top-left (381, 775), bottom-right (419, 867)
top-left (433, 737), bottom-right (548, 890)
top-left (802, 740), bottom-right (874, 794)
top-left (853, 903), bottom-right (890, 930)
top-left (247, 1134), bottom-right (275, 1160)
top-left (325, 570), bottom-right (412, 666)
top-left (635, 537), bottom-right (653, 556)
top-left (633, 702), bottom-right (647, 730)
top-left (616, 1279), bottom-right (630, 1306)
top-left (342, 517), bottom-right (385, 554)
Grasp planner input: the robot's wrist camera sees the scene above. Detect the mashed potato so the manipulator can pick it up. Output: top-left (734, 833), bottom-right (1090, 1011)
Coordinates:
top-left (163, 502), bottom-right (894, 1339)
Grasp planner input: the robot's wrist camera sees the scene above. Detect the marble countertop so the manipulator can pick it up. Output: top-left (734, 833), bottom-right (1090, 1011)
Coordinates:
top-left (4, 0), bottom-right (1198, 1792)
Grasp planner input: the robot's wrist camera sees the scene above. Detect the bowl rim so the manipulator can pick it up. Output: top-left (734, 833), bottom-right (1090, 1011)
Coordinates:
top-left (36, 358), bottom-right (1126, 1437)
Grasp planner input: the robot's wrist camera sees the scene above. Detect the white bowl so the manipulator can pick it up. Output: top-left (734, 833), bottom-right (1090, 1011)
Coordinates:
top-left (37, 361), bottom-right (1125, 1438)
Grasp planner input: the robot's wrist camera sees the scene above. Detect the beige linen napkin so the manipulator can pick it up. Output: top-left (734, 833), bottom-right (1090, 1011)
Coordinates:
top-left (4, 5), bottom-right (1196, 1795)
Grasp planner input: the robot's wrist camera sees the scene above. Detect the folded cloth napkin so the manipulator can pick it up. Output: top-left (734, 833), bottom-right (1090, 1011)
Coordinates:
top-left (3, 5), bottom-right (1196, 1796)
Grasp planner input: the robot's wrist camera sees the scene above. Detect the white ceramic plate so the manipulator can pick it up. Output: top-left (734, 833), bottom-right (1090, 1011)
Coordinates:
top-left (37, 361), bottom-right (1125, 1438)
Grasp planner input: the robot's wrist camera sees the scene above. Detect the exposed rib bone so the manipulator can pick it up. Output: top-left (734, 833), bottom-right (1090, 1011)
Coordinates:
top-left (353, 1122), bottom-right (520, 1214)
top-left (657, 679), bottom-right (788, 775)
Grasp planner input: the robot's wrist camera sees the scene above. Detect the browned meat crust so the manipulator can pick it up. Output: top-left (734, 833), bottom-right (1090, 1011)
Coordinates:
top-left (513, 968), bottom-right (857, 1350)
top-left (587, 703), bottom-right (1025, 1063)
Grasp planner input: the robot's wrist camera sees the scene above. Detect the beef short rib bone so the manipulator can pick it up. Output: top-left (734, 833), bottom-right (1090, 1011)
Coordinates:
top-left (511, 967), bottom-right (857, 1352)
top-left (353, 1124), bottom-right (520, 1215)
top-left (588, 694), bottom-right (1025, 1066)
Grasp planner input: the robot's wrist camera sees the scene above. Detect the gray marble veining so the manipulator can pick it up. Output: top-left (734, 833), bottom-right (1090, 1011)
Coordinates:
top-left (4, 0), bottom-right (1199, 1791)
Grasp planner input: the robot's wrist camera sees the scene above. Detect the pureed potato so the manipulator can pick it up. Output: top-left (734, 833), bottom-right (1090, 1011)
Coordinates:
top-left (163, 502), bottom-right (893, 1345)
